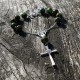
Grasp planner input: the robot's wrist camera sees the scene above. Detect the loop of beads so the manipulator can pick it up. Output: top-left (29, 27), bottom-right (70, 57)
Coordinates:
top-left (10, 8), bottom-right (64, 34)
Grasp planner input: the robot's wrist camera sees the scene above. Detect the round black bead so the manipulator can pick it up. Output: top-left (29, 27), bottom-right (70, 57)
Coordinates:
top-left (11, 23), bottom-right (17, 29)
top-left (41, 37), bottom-right (48, 45)
top-left (52, 9), bottom-right (59, 17)
top-left (40, 8), bottom-right (45, 16)
top-left (47, 8), bottom-right (53, 15)
top-left (14, 25), bottom-right (23, 33)
top-left (14, 15), bottom-right (20, 22)
top-left (21, 13), bottom-right (27, 19)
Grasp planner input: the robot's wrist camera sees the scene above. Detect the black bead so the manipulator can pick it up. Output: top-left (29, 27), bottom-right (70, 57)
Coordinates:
top-left (40, 8), bottom-right (45, 16)
top-left (14, 25), bottom-right (23, 33)
top-left (41, 38), bottom-right (48, 45)
top-left (11, 23), bottom-right (17, 29)
top-left (52, 9), bottom-right (59, 17)
top-left (24, 17), bottom-right (31, 22)
top-left (14, 15), bottom-right (20, 22)
top-left (16, 20), bottom-right (24, 25)
top-left (21, 13), bottom-right (27, 19)
top-left (47, 8), bottom-right (53, 15)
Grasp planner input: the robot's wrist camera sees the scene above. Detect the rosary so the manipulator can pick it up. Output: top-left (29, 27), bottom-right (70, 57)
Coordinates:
top-left (10, 7), bottom-right (66, 67)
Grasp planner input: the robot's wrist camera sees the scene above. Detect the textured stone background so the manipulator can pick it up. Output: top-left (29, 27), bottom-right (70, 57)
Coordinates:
top-left (0, 0), bottom-right (80, 80)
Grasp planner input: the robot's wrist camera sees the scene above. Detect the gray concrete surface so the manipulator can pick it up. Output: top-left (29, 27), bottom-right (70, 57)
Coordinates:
top-left (0, 0), bottom-right (80, 80)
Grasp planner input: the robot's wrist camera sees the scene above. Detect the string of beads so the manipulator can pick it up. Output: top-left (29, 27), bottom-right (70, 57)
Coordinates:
top-left (10, 8), bottom-right (63, 34)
